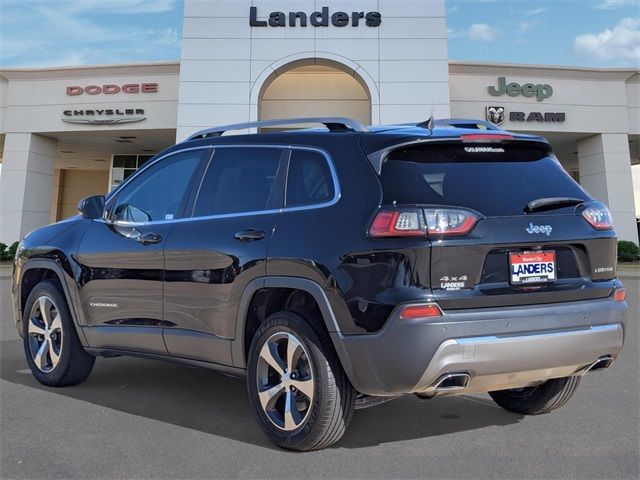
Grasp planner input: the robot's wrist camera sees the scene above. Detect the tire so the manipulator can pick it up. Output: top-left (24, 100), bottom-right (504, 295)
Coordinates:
top-left (489, 376), bottom-right (581, 415)
top-left (247, 310), bottom-right (356, 451)
top-left (22, 280), bottom-right (95, 387)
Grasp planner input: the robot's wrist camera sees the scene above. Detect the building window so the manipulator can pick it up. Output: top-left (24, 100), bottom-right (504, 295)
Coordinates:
top-left (109, 154), bottom-right (155, 191)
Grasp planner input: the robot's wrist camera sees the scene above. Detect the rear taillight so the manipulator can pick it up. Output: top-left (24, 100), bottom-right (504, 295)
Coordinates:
top-left (423, 208), bottom-right (478, 236)
top-left (614, 289), bottom-right (626, 302)
top-left (399, 303), bottom-right (442, 319)
top-left (581, 202), bottom-right (614, 230)
top-left (369, 207), bottom-right (478, 237)
top-left (369, 208), bottom-right (426, 237)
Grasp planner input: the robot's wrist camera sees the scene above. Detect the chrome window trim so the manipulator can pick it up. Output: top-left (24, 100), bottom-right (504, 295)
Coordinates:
top-left (97, 144), bottom-right (341, 227)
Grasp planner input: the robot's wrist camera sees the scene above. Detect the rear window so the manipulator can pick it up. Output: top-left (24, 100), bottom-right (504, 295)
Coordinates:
top-left (380, 143), bottom-right (589, 217)
top-left (285, 149), bottom-right (335, 207)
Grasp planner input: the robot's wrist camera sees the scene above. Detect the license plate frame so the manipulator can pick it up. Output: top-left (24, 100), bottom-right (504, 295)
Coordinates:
top-left (509, 250), bottom-right (557, 285)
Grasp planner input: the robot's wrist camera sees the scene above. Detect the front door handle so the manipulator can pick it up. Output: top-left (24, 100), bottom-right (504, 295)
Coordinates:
top-left (137, 232), bottom-right (163, 245)
top-left (234, 229), bottom-right (266, 242)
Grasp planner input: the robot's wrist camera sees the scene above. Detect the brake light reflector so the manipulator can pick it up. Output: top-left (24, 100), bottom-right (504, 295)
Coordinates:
top-left (423, 208), bottom-right (478, 236)
top-left (461, 134), bottom-right (514, 142)
top-left (581, 202), bottom-right (614, 230)
top-left (369, 209), bottom-right (426, 237)
top-left (399, 303), bottom-right (442, 319)
top-left (614, 289), bottom-right (626, 302)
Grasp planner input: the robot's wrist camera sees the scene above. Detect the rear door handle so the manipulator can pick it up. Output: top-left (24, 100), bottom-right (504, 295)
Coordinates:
top-left (137, 232), bottom-right (163, 245)
top-left (234, 229), bottom-right (266, 242)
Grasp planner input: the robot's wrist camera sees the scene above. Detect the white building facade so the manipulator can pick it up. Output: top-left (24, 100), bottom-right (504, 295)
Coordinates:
top-left (0, 0), bottom-right (638, 244)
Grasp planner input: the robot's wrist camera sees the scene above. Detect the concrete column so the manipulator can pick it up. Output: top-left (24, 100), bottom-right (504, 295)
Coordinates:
top-left (0, 133), bottom-right (57, 243)
top-left (49, 169), bottom-right (64, 224)
top-left (578, 133), bottom-right (638, 243)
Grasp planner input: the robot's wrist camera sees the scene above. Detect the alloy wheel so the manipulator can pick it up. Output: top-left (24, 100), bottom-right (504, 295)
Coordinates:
top-left (256, 332), bottom-right (315, 431)
top-left (27, 295), bottom-right (63, 373)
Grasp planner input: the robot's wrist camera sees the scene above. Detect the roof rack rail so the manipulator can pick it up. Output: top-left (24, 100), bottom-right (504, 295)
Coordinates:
top-left (432, 118), bottom-right (502, 131)
top-left (186, 117), bottom-right (367, 141)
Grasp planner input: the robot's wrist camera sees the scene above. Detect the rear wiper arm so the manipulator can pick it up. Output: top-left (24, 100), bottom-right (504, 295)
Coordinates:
top-left (525, 197), bottom-right (585, 213)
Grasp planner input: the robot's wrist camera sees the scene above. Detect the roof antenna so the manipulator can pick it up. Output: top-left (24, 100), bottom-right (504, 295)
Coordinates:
top-left (417, 110), bottom-right (435, 133)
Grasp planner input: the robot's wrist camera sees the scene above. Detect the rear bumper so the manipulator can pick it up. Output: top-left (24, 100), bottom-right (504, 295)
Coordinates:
top-left (331, 296), bottom-right (627, 396)
top-left (412, 323), bottom-right (622, 396)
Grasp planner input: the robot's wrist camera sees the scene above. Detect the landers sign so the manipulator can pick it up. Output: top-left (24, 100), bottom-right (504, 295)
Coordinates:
top-left (250, 6), bottom-right (382, 27)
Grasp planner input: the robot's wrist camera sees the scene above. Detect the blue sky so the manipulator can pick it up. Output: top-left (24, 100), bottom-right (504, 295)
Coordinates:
top-left (447, 0), bottom-right (639, 66)
top-left (0, 0), bottom-right (638, 68)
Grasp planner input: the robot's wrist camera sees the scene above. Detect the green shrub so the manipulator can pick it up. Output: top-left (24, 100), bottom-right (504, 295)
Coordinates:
top-left (7, 241), bottom-right (19, 259)
top-left (618, 240), bottom-right (640, 263)
top-left (0, 241), bottom-right (19, 261)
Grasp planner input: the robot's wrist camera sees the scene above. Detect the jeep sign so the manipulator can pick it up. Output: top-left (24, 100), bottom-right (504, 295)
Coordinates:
top-left (488, 77), bottom-right (553, 102)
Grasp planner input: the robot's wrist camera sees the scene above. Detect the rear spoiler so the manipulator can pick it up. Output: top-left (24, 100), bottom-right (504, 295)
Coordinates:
top-left (366, 135), bottom-right (551, 175)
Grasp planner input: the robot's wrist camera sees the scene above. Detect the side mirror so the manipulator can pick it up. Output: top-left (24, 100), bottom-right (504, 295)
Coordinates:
top-left (77, 195), bottom-right (105, 219)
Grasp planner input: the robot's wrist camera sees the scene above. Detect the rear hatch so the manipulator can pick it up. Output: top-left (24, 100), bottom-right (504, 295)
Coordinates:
top-left (378, 137), bottom-right (618, 310)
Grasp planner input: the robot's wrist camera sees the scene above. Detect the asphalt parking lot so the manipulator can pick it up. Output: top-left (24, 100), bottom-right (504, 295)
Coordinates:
top-left (0, 272), bottom-right (638, 480)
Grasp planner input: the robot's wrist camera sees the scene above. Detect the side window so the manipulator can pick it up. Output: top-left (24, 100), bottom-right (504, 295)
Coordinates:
top-left (193, 147), bottom-right (282, 217)
top-left (108, 150), bottom-right (204, 223)
top-left (286, 149), bottom-right (335, 207)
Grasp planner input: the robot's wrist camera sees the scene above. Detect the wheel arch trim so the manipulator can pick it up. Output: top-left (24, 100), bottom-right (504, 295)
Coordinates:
top-left (19, 259), bottom-right (89, 346)
top-left (232, 276), bottom-right (349, 369)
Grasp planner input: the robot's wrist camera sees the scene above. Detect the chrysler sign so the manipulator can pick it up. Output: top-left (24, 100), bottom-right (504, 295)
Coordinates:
top-left (62, 108), bottom-right (146, 125)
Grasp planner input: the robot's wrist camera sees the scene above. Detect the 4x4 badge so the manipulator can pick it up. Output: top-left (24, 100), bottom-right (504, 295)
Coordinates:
top-left (526, 223), bottom-right (553, 236)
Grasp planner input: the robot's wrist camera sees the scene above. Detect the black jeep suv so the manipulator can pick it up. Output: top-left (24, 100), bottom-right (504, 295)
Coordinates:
top-left (12, 117), bottom-right (627, 451)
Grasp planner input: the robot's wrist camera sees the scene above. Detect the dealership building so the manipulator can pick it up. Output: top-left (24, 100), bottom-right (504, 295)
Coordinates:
top-left (0, 0), bottom-right (638, 243)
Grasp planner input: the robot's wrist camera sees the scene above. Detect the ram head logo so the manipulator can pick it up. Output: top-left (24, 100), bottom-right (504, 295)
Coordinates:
top-left (486, 106), bottom-right (505, 125)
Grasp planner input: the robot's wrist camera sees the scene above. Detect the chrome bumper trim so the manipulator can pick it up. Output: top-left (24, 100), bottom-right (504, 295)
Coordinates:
top-left (413, 323), bottom-right (624, 396)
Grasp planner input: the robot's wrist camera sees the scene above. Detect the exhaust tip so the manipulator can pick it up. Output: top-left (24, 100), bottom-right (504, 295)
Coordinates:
top-left (433, 372), bottom-right (471, 391)
top-left (582, 355), bottom-right (614, 374)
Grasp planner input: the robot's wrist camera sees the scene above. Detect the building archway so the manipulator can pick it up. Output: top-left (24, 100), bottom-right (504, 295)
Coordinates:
top-left (257, 58), bottom-right (373, 127)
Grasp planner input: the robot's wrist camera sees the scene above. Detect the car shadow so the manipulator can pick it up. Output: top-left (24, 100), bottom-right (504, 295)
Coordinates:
top-left (0, 339), bottom-right (522, 450)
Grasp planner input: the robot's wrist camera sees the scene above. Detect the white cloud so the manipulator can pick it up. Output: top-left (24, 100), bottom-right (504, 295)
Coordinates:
top-left (468, 23), bottom-right (496, 42)
top-left (519, 21), bottom-right (536, 32)
top-left (573, 17), bottom-right (640, 64)
top-left (525, 7), bottom-right (548, 15)
top-left (156, 27), bottom-right (180, 47)
top-left (72, 0), bottom-right (178, 14)
top-left (0, 0), bottom-right (181, 67)
top-left (596, 0), bottom-right (638, 9)
top-left (2, 0), bottom-right (180, 15)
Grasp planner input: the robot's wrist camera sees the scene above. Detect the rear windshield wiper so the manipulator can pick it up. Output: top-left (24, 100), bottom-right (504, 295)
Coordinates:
top-left (525, 197), bottom-right (585, 213)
